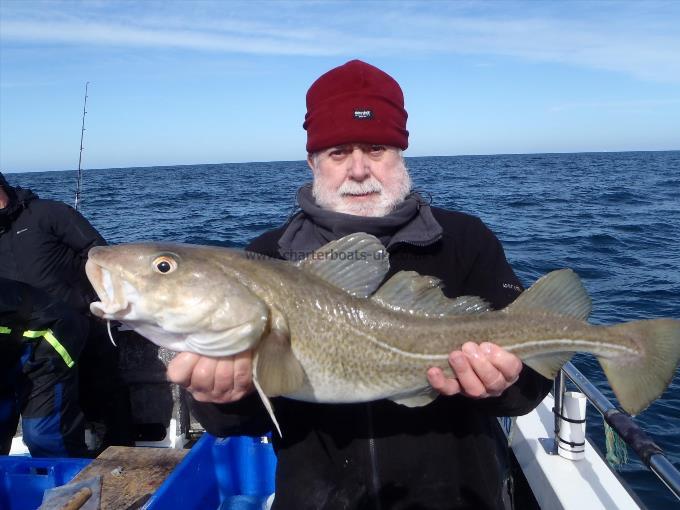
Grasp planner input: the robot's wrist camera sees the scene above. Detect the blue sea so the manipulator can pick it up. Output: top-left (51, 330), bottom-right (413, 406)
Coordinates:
top-left (6, 150), bottom-right (680, 509)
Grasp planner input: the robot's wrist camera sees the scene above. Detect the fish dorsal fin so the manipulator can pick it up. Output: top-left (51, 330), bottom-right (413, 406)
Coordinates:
top-left (371, 271), bottom-right (491, 317)
top-left (504, 269), bottom-right (592, 320)
top-left (296, 233), bottom-right (389, 298)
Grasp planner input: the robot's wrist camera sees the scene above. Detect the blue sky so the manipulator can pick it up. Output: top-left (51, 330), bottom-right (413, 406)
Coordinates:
top-left (1, 0), bottom-right (679, 173)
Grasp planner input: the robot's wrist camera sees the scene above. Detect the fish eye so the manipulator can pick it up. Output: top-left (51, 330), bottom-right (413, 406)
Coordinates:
top-left (152, 255), bottom-right (177, 274)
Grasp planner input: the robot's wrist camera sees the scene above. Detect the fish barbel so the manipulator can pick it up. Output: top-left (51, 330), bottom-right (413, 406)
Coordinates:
top-left (85, 233), bottom-right (680, 423)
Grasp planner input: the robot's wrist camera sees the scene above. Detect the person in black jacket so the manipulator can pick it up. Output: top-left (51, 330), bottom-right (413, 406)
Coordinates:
top-left (0, 278), bottom-right (89, 457)
top-left (168, 60), bottom-right (552, 509)
top-left (0, 172), bottom-right (134, 449)
top-left (0, 173), bottom-right (104, 311)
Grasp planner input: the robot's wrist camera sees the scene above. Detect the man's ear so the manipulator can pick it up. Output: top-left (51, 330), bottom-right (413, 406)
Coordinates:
top-left (306, 154), bottom-right (315, 172)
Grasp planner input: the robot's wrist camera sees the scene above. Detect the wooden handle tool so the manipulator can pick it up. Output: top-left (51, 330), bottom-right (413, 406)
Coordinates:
top-left (58, 487), bottom-right (93, 510)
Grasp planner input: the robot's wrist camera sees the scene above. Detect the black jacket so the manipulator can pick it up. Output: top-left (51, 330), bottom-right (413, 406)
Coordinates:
top-left (0, 183), bottom-right (105, 313)
top-left (0, 277), bottom-right (89, 371)
top-left (191, 207), bottom-right (552, 510)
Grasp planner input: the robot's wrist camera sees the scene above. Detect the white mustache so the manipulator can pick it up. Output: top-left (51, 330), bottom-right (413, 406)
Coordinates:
top-left (337, 179), bottom-right (383, 196)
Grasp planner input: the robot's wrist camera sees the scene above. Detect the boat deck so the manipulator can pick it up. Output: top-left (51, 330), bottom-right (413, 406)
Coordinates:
top-left (511, 394), bottom-right (642, 509)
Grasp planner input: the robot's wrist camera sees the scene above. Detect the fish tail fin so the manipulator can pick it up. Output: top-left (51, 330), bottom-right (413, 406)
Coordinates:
top-left (599, 319), bottom-right (680, 415)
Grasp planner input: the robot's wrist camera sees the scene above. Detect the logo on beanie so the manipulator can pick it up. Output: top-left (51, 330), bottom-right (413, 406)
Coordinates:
top-left (353, 109), bottom-right (373, 120)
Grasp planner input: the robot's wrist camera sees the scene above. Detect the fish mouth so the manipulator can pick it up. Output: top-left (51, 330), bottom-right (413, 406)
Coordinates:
top-left (85, 258), bottom-right (136, 319)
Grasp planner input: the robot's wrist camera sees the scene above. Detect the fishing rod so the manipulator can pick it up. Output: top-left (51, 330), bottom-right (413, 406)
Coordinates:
top-left (74, 81), bottom-right (89, 211)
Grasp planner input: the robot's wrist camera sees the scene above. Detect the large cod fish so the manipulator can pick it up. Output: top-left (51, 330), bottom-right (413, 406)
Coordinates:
top-left (86, 233), bottom-right (680, 427)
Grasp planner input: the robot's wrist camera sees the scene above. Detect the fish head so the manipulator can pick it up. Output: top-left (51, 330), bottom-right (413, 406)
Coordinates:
top-left (85, 243), bottom-right (269, 357)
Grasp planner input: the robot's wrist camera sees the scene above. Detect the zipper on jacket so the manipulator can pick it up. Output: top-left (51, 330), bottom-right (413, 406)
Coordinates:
top-left (366, 404), bottom-right (382, 510)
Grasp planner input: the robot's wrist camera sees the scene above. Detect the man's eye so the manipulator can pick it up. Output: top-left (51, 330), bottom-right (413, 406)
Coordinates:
top-left (369, 145), bottom-right (387, 158)
top-left (329, 147), bottom-right (349, 158)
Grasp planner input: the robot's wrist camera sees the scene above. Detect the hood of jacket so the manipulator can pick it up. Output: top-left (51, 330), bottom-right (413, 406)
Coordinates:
top-left (0, 186), bottom-right (39, 233)
top-left (277, 184), bottom-right (443, 260)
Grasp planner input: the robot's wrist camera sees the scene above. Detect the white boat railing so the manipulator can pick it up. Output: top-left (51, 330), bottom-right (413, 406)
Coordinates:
top-left (555, 362), bottom-right (680, 502)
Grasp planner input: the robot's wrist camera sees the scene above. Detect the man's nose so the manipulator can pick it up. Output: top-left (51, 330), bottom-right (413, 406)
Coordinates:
top-left (347, 147), bottom-right (370, 181)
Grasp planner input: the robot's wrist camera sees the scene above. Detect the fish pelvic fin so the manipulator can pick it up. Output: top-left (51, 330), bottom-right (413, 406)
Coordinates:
top-left (372, 271), bottom-right (490, 317)
top-left (600, 319), bottom-right (680, 415)
top-left (252, 374), bottom-right (282, 438)
top-left (504, 269), bottom-right (592, 320)
top-left (390, 387), bottom-right (439, 407)
top-left (296, 233), bottom-right (389, 298)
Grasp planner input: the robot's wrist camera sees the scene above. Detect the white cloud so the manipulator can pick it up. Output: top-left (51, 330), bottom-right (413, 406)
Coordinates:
top-left (1, 0), bottom-right (679, 82)
top-left (1, 20), bottom-right (336, 55)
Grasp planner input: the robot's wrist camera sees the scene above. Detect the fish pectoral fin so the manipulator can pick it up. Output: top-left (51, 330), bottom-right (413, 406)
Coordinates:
top-left (372, 271), bottom-right (490, 317)
top-left (390, 388), bottom-right (439, 407)
top-left (523, 352), bottom-right (574, 380)
top-left (600, 319), bottom-right (680, 415)
top-left (255, 326), bottom-right (305, 397)
top-left (296, 233), bottom-right (389, 298)
top-left (504, 269), bottom-right (592, 320)
top-left (252, 319), bottom-right (306, 439)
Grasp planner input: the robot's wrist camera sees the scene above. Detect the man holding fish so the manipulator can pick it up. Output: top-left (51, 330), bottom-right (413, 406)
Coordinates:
top-left (86, 60), bottom-right (679, 508)
top-left (168, 60), bottom-right (553, 509)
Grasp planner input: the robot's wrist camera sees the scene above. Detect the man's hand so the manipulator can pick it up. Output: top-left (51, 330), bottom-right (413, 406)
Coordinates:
top-left (427, 342), bottom-right (522, 398)
top-left (167, 350), bottom-right (255, 403)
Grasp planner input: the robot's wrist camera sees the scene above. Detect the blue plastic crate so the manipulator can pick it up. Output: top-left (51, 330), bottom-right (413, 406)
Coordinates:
top-left (0, 455), bottom-right (91, 510)
top-left (145, 434), bottom-right (276, 510)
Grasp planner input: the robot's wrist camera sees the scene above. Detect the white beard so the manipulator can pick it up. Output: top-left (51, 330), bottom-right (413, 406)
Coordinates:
top-left (312, 161), bottom-right (412, 217)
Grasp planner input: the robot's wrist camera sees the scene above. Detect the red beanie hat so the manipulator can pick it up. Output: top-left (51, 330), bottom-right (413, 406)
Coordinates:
top-left (303, 60), bottom-right (409, 153)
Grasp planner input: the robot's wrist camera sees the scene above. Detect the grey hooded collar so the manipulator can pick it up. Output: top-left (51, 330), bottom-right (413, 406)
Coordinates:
top-left (277, 184), bottom-right (443, 261)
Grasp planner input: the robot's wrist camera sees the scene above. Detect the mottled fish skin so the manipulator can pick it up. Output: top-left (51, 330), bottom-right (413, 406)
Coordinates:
top-left (193, 252), bottom-right (636, 402)
top-left (85, 234), bottom-right (680, 417)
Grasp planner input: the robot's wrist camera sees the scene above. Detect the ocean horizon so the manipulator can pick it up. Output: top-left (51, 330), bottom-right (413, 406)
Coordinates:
top-left (4, 149), bottom-right (679, 175)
